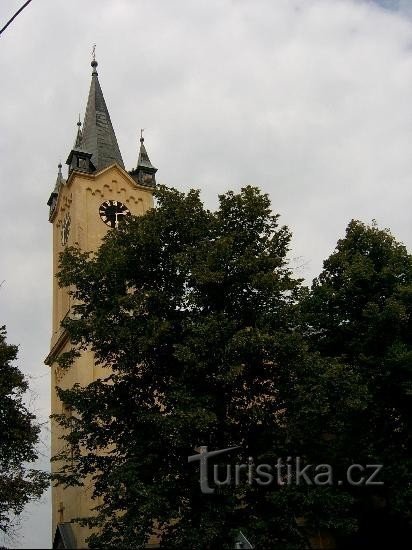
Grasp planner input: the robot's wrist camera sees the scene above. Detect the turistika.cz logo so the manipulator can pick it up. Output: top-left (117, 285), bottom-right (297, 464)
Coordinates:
top-left (188, 446), bottom-right (383, 494)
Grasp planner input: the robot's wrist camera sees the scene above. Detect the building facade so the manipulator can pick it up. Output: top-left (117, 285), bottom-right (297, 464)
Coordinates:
top-left (45, 57), bottom-right (157, 549)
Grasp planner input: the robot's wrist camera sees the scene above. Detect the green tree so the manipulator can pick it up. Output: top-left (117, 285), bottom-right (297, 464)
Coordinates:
top-left (0, 325), bottom-right (48, 535)
top-left (54, 186), bottom-right (316, 548)
top-left (305, 220), bottom-right (412, 548)
top-left (53, 188), bottom-right (385, 549)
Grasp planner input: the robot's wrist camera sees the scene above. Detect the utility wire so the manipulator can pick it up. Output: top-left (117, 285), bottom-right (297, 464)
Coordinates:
top-left (0, 0), bottom-right (33, 37)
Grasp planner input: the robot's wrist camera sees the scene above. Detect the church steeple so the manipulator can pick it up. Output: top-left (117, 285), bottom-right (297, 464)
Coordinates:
top-left (80, 56), bottom-right (124, 171)
top-left (47, 55), bottom-right (157, 548)
top-left (129, 130), bottom-right (157, 187)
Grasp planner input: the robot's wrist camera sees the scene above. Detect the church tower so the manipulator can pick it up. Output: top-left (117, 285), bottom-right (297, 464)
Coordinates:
top-left (45, 57), bottom-right (157, 549)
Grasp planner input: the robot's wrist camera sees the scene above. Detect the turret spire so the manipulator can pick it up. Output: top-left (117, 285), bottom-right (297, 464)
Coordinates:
top-left (129, 130), bottom-right (157, 187)
top-left (47, 162), bottom-right (66, 216)
top-left (74, 116), bottom-right (82, 148)
top-left (55, 162), bottom-right (64, 192)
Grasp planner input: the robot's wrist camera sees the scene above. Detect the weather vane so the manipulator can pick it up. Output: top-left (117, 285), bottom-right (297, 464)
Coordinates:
top-left (140, 128), bottom-right (145, 143)
top-left (92, 44), bottom-right (96, 62)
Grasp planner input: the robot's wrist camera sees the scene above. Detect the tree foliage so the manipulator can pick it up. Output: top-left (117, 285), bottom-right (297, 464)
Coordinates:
top-left (304, 220), bottom-right (412, 547)
top-left (54, 189), bottom-right (411, 549)
top-left (0, 326), bottom-right (48, 535)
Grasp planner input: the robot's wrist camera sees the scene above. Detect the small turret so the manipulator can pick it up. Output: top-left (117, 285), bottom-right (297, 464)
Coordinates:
top-left (129, 130), bottom-right (157, 187)
top-left (74, 115), bottom-right (82, 148)
top-left (66, 117), bottom-right (95, 175)
top-left (47, 162), bottom-right (65, 218)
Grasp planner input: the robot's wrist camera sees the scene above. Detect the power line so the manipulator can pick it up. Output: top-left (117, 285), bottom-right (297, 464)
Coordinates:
top-left (0, 0), bottom-right (33, 37)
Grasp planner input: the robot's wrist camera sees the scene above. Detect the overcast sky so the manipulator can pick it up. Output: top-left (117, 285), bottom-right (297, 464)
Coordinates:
top-left (1, 0), bottom-right (412, 547)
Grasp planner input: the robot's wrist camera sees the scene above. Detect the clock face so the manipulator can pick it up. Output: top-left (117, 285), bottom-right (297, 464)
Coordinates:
top-left (61, 213), bottom-right (71, 246)
top-left (99, 200), bottom-right (130, 228)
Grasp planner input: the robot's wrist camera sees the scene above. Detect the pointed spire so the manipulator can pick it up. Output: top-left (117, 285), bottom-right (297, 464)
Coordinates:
top-left (66, 115), bottom-right (94, 175)
top-left (54, 162), bottom-right (64, 193)
top-left (129, 130), bottom-right (157, 187)
top-left (74, 116), bottom-right (83, 148)
top-left (47, 162), bottom-right (66, 212)
top-left (80, 52), bottom-right (124, 171)
top-left (137, 130), bottom-right (156, 171)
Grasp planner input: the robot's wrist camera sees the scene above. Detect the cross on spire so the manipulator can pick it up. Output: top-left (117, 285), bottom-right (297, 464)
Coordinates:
top-left (91, 44), bottom-right (98, 75)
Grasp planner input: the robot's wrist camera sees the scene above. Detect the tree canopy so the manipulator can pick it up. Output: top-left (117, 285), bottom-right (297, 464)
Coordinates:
top-left (54, 187), bottom-right (411, 549)
top-left (304, 220), bottom-right (412, 548)
top-left (0, 325), bottom-right (48, 535)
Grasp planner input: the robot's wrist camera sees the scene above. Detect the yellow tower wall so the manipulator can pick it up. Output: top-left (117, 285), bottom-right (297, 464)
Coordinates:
top-left (47, 164), bottom-right (154, 548)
